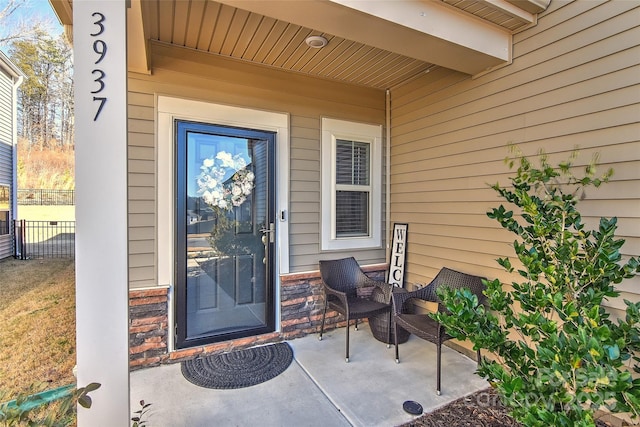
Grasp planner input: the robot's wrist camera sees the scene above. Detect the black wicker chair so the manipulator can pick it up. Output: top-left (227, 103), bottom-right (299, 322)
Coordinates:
top-left (391, 267), bottom-right (487, 395)
top-left (318, 257), bottom-right (392, 362)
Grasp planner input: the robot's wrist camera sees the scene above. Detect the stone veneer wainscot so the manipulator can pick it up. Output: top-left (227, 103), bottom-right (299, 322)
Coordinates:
top-left (128, 264), bottom-right (387, 369)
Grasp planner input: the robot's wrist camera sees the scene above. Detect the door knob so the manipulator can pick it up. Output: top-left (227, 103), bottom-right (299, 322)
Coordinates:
top-left (259, 223), bottom-right (275, 243)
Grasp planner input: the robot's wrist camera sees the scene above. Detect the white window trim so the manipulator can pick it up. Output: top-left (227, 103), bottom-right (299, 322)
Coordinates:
top-left (321, 117), bottom-right (382, 251)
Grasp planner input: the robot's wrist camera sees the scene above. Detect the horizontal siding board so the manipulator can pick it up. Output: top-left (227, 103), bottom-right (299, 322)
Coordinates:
top-left (394, 137), bottom-right (640, 175)
top-left (128, 91), bottom-right (154, 106)
top-left (289, 221), bottom-right (320, 234)
top-left (129, 200), bottom-right (155, 214)
top-left (129, 266), bottom-right (156, 282)
top-left (390, 201), bottom-right (494, 216)
top-left (391, 188), bottom-right (497, 203)
top-left (0, 235), bottom-right (12, 260)
top-left (129, 187), bottom-right (155, 201)
top-left (620, 238), bottom-right (640, 256)
top-left (410, 223), bottom-right (509, 243)
top-left (294, 250), bottom-right (386, 272)
top-left (393, 21), bottom-right (639, 131)
top-left (289, 213), bottom-right (319, 225)
top-left (393, 104), bottom-right (639, 155)
top-left (512, 5), bottom-right (640, 73)
top-left (616, 275), bottom-right (640, 294)
top-left (390, 124), bottom-right (639, 173)
top-left (129, 213), bottom-right (155, 227)
top-left (293, 202), bottom-right (322, 214)
top-left (290, 159), bottom-right (319, 172)
top-left (129, 132), bottom-right (154, 147)
top-left (0, 74), bottom-right (13, 143)
top-left (129, 104), bottom-right (154, 120)
top-left (129, 173), bottom-right (155, 187)
top-left (290, 169), bottom-right (319, 181)
top-left (290, 147), bottom-right (319, 161)
top-left (289, 191), bottom-right (320, 203)
top-left (129, 253), bottom-right (155, 267)
top-left (514, 1), bottom-right (595, 42)
top-left (129, 146), bottom-right (154, 160)
top-left (410, 235), bottom-right (509, 258)
top-left (288, 233), bottom-right (319, 246)
top-left (392, 172), bottom-right (639, 202)
top-left (605, 291), bottom-right (640, 312)
top-left (393, 74), bottom-right (640, 151)
top-left (390, 2), bottom-right (639, 305)
top-left (393, 61), bottom-right (640, 146)
top-left (128, 118), bottom-right (155, 134)
top-left (514, 1), bottom-right (637, 58)
top-left (395, 212), bottom-right (495, 228)
top-left (289, 180), bottom-right (319, 192)
top-left (129, 227), bottom-right (155, 241)
top-left (0, 143), bottom-right (11, 184)
top-left (391, 68), bottom-right (469, 109)
top-left (290, 126), bottom-right (319, 141)
top-left (407, 248), bottom-right (499, 275)
top-left (129, 240), bottom-right (154, 254)
top-left (128, 159), bottom-right (154, 174)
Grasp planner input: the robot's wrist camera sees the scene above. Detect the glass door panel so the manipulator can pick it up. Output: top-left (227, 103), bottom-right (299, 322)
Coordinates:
top-left (175, 121), bottom-right (275, 348)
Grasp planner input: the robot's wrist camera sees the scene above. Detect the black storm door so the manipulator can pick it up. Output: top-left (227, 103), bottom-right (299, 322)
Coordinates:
top-left (175, 120), bottom-right (276, 349)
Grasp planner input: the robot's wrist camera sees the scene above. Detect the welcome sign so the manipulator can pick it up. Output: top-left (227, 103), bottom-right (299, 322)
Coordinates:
top-left (388, 223), bottom-right (408, 288)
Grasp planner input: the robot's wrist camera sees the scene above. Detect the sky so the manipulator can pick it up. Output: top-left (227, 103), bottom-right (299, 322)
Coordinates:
top-left (0, 0), bottom-right (64, 54)
top-left (13, 0), bottom-right (60, 24)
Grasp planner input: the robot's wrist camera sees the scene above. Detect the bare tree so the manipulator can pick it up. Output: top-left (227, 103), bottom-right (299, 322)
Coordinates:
top-left (0, 0), bottom-right (49, 47)
top-left (10, 33), bottom-right (73, 149)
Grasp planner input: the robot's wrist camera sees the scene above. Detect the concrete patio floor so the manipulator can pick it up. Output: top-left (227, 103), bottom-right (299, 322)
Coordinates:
top-left (130, 323), bottom-right (489, 426)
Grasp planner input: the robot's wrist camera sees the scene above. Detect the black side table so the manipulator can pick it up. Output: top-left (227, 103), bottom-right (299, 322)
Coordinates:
top-left (368, 286), bottom-right (410, 344)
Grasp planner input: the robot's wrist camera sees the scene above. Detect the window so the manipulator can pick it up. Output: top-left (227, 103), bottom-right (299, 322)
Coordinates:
top-left (0, 185), bottom-right (9, 236)
top-left (321, 118), bottom-right (382, 251)
top-left (336, 140), bottom-right (370, 237)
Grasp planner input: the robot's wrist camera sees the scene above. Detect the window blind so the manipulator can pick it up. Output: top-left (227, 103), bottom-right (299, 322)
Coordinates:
top-left (335, 140), bottom-right (370, 237)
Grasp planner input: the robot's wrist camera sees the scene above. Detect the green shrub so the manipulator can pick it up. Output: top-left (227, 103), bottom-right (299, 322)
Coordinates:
top-left (435, 148), bottom-right (640, 426)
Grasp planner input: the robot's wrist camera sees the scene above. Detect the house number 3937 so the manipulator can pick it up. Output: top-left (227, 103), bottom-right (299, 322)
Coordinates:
top-left (91, 12), bottom-right (107, 121)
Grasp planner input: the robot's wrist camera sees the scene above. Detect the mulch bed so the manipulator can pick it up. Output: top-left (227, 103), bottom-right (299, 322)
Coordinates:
top-left (399, 388), bottom-right (521, 427)
top-left (400, 388), bottom-right (612, 427)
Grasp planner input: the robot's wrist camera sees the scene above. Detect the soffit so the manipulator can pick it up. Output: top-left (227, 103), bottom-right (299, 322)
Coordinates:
top-left (143, 0), bottom-right (436, 90)
top-left (50, 0), bottom-right (549, 89)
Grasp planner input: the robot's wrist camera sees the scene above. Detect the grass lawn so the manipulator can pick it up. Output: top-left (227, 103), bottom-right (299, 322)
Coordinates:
top-left (0, 258), bottom-right (76, 397)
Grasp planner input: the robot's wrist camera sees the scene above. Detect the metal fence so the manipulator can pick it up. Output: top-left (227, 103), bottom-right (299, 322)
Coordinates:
top-left (13, 220), bottom-right (75, 259)
top-left (17, 189), bottom-right (75, 205)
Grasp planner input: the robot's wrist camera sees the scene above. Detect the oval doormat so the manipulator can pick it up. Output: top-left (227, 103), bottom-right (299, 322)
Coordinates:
top-left (181, 342), bottom-right (294, 389)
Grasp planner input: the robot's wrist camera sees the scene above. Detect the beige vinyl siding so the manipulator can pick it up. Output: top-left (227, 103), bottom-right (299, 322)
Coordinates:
top-left (126, 42), bottom-right (387, 287)
top-left (128, 90), bottom-right (156, 286)
top-left (389, 0), bottom-right (640, 316)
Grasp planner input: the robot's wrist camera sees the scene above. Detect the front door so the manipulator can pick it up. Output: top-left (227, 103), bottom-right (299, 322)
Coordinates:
top-left (175, 120), bottom-right (276, 349)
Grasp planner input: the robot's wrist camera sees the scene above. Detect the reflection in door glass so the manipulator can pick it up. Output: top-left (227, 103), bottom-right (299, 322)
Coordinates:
top-left (185, 130), bottom-right (266, 340)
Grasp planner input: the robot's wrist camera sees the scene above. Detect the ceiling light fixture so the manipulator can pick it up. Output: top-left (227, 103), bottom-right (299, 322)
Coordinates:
top-left (305, 35), bottom-right (328, 49)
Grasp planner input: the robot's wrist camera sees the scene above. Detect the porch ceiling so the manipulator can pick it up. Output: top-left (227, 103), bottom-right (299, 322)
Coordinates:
top-left (50, 0), bottom-right (550, 89)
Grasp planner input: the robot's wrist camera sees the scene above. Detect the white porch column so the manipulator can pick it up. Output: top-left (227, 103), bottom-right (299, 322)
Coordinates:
top-left (73, 1), bottom-right (129, 425)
